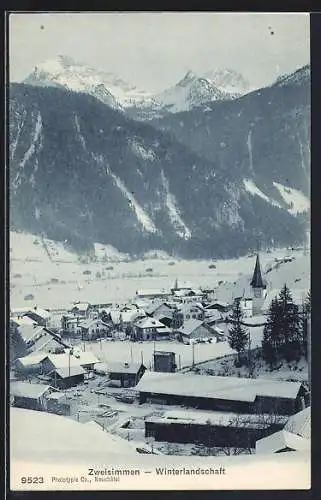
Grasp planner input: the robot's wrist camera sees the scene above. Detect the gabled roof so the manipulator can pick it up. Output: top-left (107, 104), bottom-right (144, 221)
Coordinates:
top-left (256, 430), bottom-right (311, 454)
top-left (135, 372), bottom-right (302, 402)
top-left (250, 254), bottom-right (265, 288)
top-left (110, 309), bottom-right (142, 324)
top-left (53, 366), bottom-right (86, 378)
top-left (16, 352), bottom-right (49, 367)
top-left (45, 351), bottom-right (99, 369)
top-left (11, 381), bottom-right (51, 399)
top-left (177, 319), bottom-right (207, 336)
top-left (107, 362), bottom-right (144, 374)
top-left (78, 318), bottom-right (109, 329)
top-left (134, 317), bottom-right (165, 329)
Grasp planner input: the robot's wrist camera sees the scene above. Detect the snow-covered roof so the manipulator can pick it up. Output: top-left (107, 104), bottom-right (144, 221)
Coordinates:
top-left (256, 430), bottom-right (311, 454)
top-left (110, 309), bottom-right (141, 324)
top-left (284, 407), bottom-right (311, 439)
top-left (107, 361), bottom-right (144, 374)
top-left (45, 351), bottom-right (99, 369)
top-left (205, 301), bottom-right (230, 309)
top-left (11, 316), bottom-right (37, 327)
top-left (53, 366), bottom-right (86, 378)
top-left (10, 382), bottom-right (51, 399)
top-left (71, 302), bottom-right (90, 311)
top-left (177, 319), bottom-right (206, 336)
top-left (16, 352), bottom-right (49, 367)
top-left (134, 317), bottom-right (165, 329)
top-left (135, 372), bottom-right (302, 402)
top-left (17, 325), bottom-right (44, 343)
top-left (78, 318), bottom-right (109, 329)
top-left (146, 409), bottom-right (288, 428)
top-left (10, 408), bottom-right (137, 462)
top-left (156, 326), bottom-right (171, 334)
top-left (136, 289), bottom-right (169, 297)
top-left (29, 307), bottom-right (51, 320)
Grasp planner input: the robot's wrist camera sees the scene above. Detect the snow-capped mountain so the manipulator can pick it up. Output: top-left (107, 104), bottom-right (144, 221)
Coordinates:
top-left (23, 55), bottom-right (253, 118)
top-left (24, 54), bottom-right (154, 111)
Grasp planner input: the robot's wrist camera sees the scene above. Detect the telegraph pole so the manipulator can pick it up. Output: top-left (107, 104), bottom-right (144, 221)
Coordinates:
top-left (192, 342), bottom-right (195, 368)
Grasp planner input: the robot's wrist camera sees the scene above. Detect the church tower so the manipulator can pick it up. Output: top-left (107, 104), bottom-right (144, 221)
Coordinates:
top-left (250, 254), bottom-right (266, 314)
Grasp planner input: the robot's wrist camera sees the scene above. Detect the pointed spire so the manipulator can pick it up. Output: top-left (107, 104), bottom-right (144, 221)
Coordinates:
top-left (174, 278), bottom-right (178, 291)
top-left (250, 254), bottom-right (265, 288)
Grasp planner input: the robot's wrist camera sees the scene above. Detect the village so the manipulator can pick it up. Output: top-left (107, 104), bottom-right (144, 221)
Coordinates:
top-left (10, 253), bottom-right (311, 458)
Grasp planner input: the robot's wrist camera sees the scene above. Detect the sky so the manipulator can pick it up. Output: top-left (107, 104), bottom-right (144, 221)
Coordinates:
top-left (9, 12), bottom-right (310, 92)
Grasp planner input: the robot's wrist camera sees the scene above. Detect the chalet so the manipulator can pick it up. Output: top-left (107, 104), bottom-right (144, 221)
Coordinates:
top-left (144, 302), bottom-right (175, 319)
top-left (204, 301), bottom-right (231, 313)
top-left (50, 366), bottom-right (86, 389)
top-left (61, 315), bottom-right (82, 336)
top-left (177, 303), bottom-right (205, 322)
top-left (78, 318), bottom-right (110, 340)
top-left (10, 382), bottom-right (55, 411)
top-left (110, 308), bottom-right (144, 328)
top-left (176, 319), bottom-right (220, 344)
top-left (10, 306), bottom-right (51, 327)
top-left (153, 351), bottom-right (176, 373)
top-left (135, 372), bottom-right (308, 415)
top-left (70, 302), bottom-right (91, 317)
top-left (134, 317), bottom-right (171, 341)
top-left (107, 361), bottom-right (146, 387)
top-left (145, 409), bottom-right (288, 450)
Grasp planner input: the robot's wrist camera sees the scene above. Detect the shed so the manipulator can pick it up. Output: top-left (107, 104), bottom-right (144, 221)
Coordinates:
top-left (107, 361), bottom-right (146, 387)
top-left (10, 382), bottom-right (54, 411)
top-left (50, 366), bottom-right (86, 389)
top-left (255, 429), bottom-right (311, 454)
top-left (135, 372), bottom-right (307, 415)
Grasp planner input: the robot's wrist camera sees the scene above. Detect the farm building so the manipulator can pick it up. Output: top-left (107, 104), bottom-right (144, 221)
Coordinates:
top-left (145, 302), bottom-right (175, 319)
top-left (15, 352), bottom-right (49, 374)
top-left (78, 318), bottom-right (110, 340)
top-left (176, 319), bottom-right (219, 344)
top-left (107, 361), bottom-right (146, 387)
top-left (134, 317), bottom-right (172, 340)
top-left (49, 366), bottom-right (86, 389)
top-left (40, 351), bottom-right (99, 375)
top-left (10, 382), bottom-right (55, 411)
top-left (145, 409), bottom-right (288, 449)
top-left (110, 308), bottom-right (144, 328)
top-left (204, 301), bottom-right (231, 313)
top-left (135, 372), bottom-right (308, 415)
top-left (10, 306), bottom-right (51, 327)
top-left (153, 351), bottom-right (176, 373)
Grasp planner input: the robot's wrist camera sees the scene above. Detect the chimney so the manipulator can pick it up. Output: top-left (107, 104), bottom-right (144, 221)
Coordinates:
top-left (124, 362), bottom-right (129, 368)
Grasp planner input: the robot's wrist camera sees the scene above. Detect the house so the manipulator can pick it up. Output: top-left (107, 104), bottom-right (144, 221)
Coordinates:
top-left (69, 302), bottom-right (91, 317)
top-left (50, 366), bottom-right (86, 389)
top-left (204, 301), bottom-right (232, 313)
top-left (107, 361), bottom-right (146, 387)
top-left (177, 303), bottom-right (205, 322)
top-left (10, 306), bottom-right (51, 327)
top-left (109, 308), bottom-right (144, 329)
top-left (176, 319), bottom-right (219, 344)
top-left (145, 301), bottom-right (175, 319)
top-left (135, 372), bottom-right (308, 415)
top-left (134, 317), bottom-right (171, 341)
top-left (78, 318), bottom-right (110, 340)
top-left (10, 382), bottom-right (55, 411)
top-left (145, 409), bottom-right (288, 450)
top-left (15, 324), bottom-right (68, 354)
top-left (61, 315), bottom-right (82, 336)
top-left (153, 351), bottom-right (176, 373)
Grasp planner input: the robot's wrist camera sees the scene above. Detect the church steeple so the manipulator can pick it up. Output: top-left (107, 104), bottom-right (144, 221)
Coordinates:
top-left (250, 254), bottom-right (265, 289)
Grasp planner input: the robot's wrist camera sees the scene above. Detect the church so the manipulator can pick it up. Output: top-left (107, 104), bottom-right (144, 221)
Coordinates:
top-left (250, 254), bottom-right (267, 315)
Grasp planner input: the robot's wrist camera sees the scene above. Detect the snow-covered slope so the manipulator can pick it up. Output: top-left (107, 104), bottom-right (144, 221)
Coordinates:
top-left (273, 182), bottom-right (310, 215)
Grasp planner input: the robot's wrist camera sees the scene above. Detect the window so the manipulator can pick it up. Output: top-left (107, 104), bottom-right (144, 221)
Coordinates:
top-left (186, 314), bottom-right (190, 320)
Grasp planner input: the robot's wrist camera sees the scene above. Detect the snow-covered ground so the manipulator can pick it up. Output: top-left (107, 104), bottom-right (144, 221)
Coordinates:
top-left (9, 231), bottom-right (310, 310)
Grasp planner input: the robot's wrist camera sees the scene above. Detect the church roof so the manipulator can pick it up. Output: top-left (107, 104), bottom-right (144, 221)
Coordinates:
top-left (250, 254), bottom-right (265, 289)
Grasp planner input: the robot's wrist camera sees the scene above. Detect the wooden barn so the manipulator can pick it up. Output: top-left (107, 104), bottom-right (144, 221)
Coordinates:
top-left (10, 382), bottom-right (55, 411)
top-left (145, 409), bottom-right (288, 449)
top-left (107, 362), bottom-right (146, 387)
top-left (135, 372), bottom-right (308, 415)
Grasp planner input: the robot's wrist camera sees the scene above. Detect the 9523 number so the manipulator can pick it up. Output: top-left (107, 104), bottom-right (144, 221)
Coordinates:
top-left (21, 476), bottom-right (44, 484)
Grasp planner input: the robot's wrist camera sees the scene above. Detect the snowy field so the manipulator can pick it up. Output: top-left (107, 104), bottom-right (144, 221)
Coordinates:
top-left (9, 231), bottom-right (310, 310)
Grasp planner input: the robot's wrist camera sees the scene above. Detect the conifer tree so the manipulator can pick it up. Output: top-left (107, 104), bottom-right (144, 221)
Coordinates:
top-left (301, 291), bottom-right (311, 358)
top-left (262, 296), bottom-right (282, 367)
top-left (228, 299), bottom-right (249, 366)
top-left (278, 284), bottom-right (301, 361)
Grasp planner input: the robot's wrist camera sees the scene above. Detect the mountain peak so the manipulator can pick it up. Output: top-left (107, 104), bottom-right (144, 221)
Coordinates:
top-left (178, 70), bottom-right (198, 86)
